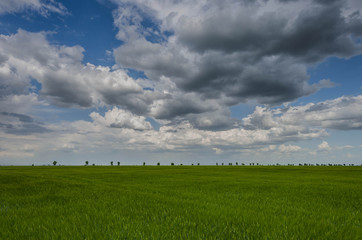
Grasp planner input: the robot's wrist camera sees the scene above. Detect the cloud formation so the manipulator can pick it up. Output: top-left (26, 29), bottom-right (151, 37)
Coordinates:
top-left (90, 107), bottom-right (152, 130)
top-left (242, 95), bottom-right (362, 131)
top-left (0, 0), bottom-right (68, 16)
top-left (0, 0), bottom-right (362, 164)
top-left (0, 112), bottom-right (50, 135)
top-left (0, 30), bottom-right (162, 113)
top-left (113, 0), bottom-right (362, 112)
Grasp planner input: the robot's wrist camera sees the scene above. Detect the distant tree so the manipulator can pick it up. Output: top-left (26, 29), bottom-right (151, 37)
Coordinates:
top-left (92, 164), bottom-right (95, 166)
top-left (216, 163), bottom-right (218, 166)
top-left (197, 163), bottom-right (200, 166)
top-left (192, 164), bottom-right (194, 166)
top-left (32, 164), bottom-right (34, 166)
top-left (53, 161), bottom-right (57, 166)
top-left (111, 161), bottom-right (113, 166)
top-left (143, 162), bottom-right (146, 166)
top-left (117, 161), bottom-right (120, 166)
top-left (157, 162), bottom-right (160, 166)
top-left (85, 161), bottom-right (89, 166)
top-left (241, 163), bottom-right (245, 166)
top-left (171, 162), bottom-right (174, 166)
top-left (221, 163), bottom-right (224, 166)
top-left (180, 164), bottom-right (183, 166)
top-left (235, 162), bottom-right (238, 166)
top-left (229, 163), bottom-right (232, 166)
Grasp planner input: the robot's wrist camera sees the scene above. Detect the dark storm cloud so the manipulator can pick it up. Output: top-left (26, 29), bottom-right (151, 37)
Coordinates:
top-left (269, 3), bottom-right (362, 62)
top-left (114, 0), bottom-right (362, 121)
top-left (151, 94), bottom-right (216, 119)
top-left (40, 73), bottom-right (93, 108)
top-left (177, 0), bottom-right (362, 62)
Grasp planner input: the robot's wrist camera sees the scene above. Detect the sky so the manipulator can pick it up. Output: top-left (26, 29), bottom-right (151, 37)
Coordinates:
top-left (0, 0), bottom-right (361, 166)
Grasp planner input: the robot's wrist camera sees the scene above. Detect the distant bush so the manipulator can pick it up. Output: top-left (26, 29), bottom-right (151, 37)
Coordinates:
top-left (117, 161), bottom-right (120, 166)
top-left (171, 162), bottom-right (174, 166)
top-left (157, 162), bottom-right (160, 166)
top-left (143, 162), bottom-right (146, 166)
top-left (53, 161), bottom-right (57, 166)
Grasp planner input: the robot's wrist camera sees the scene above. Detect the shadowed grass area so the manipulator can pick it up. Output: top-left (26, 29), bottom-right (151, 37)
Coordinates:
top-left (0, 166), bottom-right (361, 239)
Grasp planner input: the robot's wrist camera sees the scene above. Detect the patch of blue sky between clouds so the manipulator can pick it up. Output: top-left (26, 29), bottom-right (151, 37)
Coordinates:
top-left (0, 0), bottom-right (121, 67)
top-left (29, 79), bottom-right (42, 94)
top-left (301, 55), bottom-right (362, 104)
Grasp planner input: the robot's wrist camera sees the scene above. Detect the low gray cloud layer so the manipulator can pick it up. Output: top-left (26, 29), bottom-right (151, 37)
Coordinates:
top-left (0, 112), bottom-right (50, 135)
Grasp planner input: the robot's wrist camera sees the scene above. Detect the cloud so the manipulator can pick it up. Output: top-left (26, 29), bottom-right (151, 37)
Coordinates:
top-left (90, 107), bottom-right (152, 131)
top-left (0, 0), bottom-right (68, 16)
top-left (243, 95), bottom-right (362, 131)
top-left (37, 94), bottom-right (360, 154)
top-left (318, 141), bottom-right (332, 151)
top-left (0, 112), bottom-right (50, 135)
top-left (113, 0), bottom-right (362, 110)
top-left (278, 144), bottom-right (302, 152)
top-left (0, 93), bottom-right (46, 115)
top-left (0, 30), bottom-right (163, 115)
top-left (336, 145), bottom-right (353, 150)
top-left (3, 1), bottom-right (362, 130)
top-left (212, 148), bottom-right (223, 154)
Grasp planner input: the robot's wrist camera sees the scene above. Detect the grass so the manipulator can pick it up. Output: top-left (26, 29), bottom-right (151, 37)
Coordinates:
top-left (0, 166), bottom-right (361, 239)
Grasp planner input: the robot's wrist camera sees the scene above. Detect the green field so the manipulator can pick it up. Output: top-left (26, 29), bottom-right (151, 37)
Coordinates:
top-left (0, 166), bottom-right (361, 239)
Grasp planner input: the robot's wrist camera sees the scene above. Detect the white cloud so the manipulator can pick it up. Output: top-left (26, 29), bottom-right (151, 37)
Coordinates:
top-left (336, 145), bottom-right (353, 150)
top-left (0, 30), bottom-right (161, 113)
top-left (318, 141), bottom-right (332, 151)
top-left (278, 144), bottom-right (301, 153)
top-left (90, 108), bottom-right (152, 131)
top-left (243, 95), bottom-right (362, 131)
top-left (212, 148), bottom-right (223, 154)
top-left (0, 0), bottom-right (68, 16)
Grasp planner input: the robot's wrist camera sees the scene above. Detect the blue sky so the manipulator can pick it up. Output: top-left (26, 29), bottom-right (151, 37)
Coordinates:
top-left (0, 0), bottom-right (361, 165)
